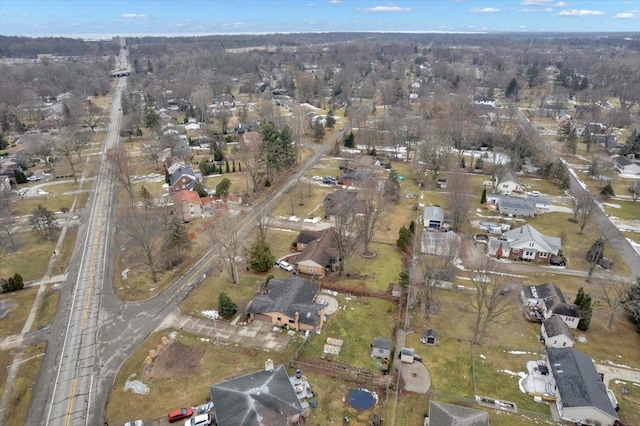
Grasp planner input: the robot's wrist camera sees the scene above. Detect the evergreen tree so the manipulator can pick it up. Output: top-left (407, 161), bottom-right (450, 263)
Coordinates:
top-left (225, 160), bottom-right (230, 173)
top-left (586, 237), bottom-right (605, 264)
top-left (139, 185), bottom-right (154, 208)
top-left (409, 220), bottom-right (416, 235)
top-left (384, 169), bottom-right (401, 202)
top-left (505, 77), bottom-right (519, 100)
top-left (480, 188), bottom-right (487, 204)
top-left (396, 226), bottom-right (412, 251)
top-left (232, 160), bottom-right (236, 173)
top-left (218, 292), bottom-right (238, 318)
top-left (574, 287), bottom-right (585, 306)
top-left (343, 131), bottom-right (355, 148)
top-left (14, 168), bottom-right (27, 184)
top-left (600, 183), bottom-right (615, 198)
top-left (248, 238), bottom-right (275, 272)
top-left (216, 178), bottom-right (231, 196)
top-left (193, 182), bottom-right (208, 198)
top-left (312, 120), bottom-right (325, 142)
top-left (162, 214), bottom-right (192, 269)
top-left (238, 162), bottom-right (242, 172)
top-left (577, 294), bottom-right (592, 331)
top-left (460, 157), bottom-right (466, 168)
top-left (551, 161), bottom-right (571, 190)
top-left (475, 157), bottom-right (484, 170)
top-left (164, 166), bottom-right (170, 184)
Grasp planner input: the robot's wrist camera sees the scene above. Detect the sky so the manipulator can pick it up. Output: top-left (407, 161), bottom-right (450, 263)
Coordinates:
top-left (0, 0), bottom-right (639, 38)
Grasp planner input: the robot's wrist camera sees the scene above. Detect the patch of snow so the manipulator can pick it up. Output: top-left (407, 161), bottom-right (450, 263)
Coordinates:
top-left (603, 202), bottom-right (621, 209)
top-left (614, 380), bottom-right (627, 385)
top-left (202, 310), bottom-right (219, 320)
top-left (577, 335), bottom-right (588, 343)
top-left (479, 354), bottom-right (486, 360)
top-left (603, 360), bottom-right (639, 370)
top-left (499, 369), bottom-right (523, 377)
top-left (121, 268), bottom-right (129, 280)
top-left (124, 379), bottom-right (150, 395)
top-left (508, 351), bottom-right (537, 355)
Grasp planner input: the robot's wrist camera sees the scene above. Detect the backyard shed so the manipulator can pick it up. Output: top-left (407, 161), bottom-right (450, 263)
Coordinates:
top-left (371, 337), bottom-right (392, 359)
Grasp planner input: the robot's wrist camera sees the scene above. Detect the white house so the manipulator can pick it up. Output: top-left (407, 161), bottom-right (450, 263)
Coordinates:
top-left (546, 347), bottom-right (618, 426)
top-left (614, 156), bottom-right (640, 175)
top-left (521, 282), bottom-right (580, 328)
top-left (494, 170), bottom-right (522, 195)
top-left (541, 315), bottom-right (574, 348)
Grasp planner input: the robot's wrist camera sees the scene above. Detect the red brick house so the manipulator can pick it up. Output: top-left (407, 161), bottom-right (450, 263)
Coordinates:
top-left (293, 228), bottom-right (339, 277)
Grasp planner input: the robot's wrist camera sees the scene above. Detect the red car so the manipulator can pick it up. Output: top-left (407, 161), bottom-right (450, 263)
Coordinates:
top-left (168, 407), bottom-right (193, 423)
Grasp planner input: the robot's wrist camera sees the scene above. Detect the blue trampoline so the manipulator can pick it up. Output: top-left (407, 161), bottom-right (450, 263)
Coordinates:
top-left (348, 388), bottom-right (377, 410)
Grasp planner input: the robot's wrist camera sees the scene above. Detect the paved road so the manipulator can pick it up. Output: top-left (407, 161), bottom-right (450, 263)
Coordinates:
top-left (29, 45), bottom-right (128, 426)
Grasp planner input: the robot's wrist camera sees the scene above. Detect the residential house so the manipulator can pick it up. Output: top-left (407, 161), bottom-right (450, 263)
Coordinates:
top-left (248, 277), bottom-right (325, 332)
top-left (422, 269), bottom-right (455, 290)
top-left (422, 206), bottom-right (445, 229)
top-left (337, 169), bottom-right (373, 187)
top-left (520, 283), bottom-right (581, 328)
top-left (323, 190), bottom-right (358, 220)
top-left (426, 401), bottom-right (489, 426)
top-left (169, 165), bottom-right (200, 193)
top-left (494, 170), bottom-right (522, 195)
top-left (541, 316), bottom-right (574, 348)
top-left (209, 364), bottom-right (305, 426)
top-left (239, 130), bottom-right (262, 148)
top-left (294, 228), bottom-right (339, 277)
top-left (614, 156), bottom-right (640, 175)
top-left (496, 196), bottom-right (536, 217)
top-left (421, 230), bottom-right (461, 259)
top-left (371, 337), bottom-right (392, 359)
top-left (172, 190), bottom-right (202, 221)
top-left (294, 230), bottom-right (323, 251)
top-left (488, 224), bottom-right (561, 264)
top-left (546, 347), bottom-right (618, 426)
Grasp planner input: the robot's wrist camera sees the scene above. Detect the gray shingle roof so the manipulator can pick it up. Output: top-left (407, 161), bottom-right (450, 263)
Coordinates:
top-left (373, 337), bottom-right (391, 350)
top-left (542, 315), bottom-right (574, 341)
top-left (501, 224), bottom-right (561, 254)
top-left (428, 401), bottom-right (489, 426)
top-left (546, 347), bottom-right (618, 420)
top-left (248, 277), bottom-right (324, 326)
top-left (210, 365), bottom-right (303, 426)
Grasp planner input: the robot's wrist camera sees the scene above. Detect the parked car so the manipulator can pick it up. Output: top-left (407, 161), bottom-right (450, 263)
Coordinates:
top-left (168, 407), bottom-right (193, 423)
top-left (528, 191), bottom-right (541, 197)
top-left (278, 260), bottom-right (294, 272)
top-left (124, 421), bottom-right (143, 426)
top-left (185, 413), bottom-right (212, 426)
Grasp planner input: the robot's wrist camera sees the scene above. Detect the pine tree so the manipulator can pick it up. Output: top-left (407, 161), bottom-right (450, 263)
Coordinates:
top-left (574, 287), bottom-right (585, 306)
top-left (232, 160), bottom-right (236, 173)
top-left (577, 294), bottom-right (592, 331)
top-left (248, 238), bottom-right (275, 272)
top-left (162, 214), bottom-right (192, 269)
top-left (218, 292), bottom-right (238, 318)
top-left (600, 183), bottom-right (615, 198)
top-left (343, 131), bottom-right (355, 148)
top-left (460, 157), bottom-right (466, 168)
top-left (480, 188), bottom-right (487, 204)
top-left (225, 160), bottom-right (230, 173)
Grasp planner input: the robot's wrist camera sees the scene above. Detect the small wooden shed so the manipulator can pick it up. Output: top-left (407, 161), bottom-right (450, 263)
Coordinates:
top-left (371, 337), bottom-right (392, 359)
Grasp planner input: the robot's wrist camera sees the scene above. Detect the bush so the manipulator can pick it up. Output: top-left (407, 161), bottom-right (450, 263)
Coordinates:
top-left (1, 274), bottom-right (24, 293)
top-left (218, 292), bottom-right (238, 318)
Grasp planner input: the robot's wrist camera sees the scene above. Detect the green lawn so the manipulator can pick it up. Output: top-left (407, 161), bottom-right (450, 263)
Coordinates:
top-left (0, 287), bottom-right (38, 338)
top-left (603, 199), bottom-right (640, 221)
top-left (344, 242), bottom-right (403, 291)
top-left (301, 295), bottom-right (396, 372)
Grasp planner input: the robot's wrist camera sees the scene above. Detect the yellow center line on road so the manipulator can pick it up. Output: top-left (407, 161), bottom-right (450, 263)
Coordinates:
top-left (81, 191), bottom-right (106, 330)
top-left (64, 378), bottom-right (76, 426)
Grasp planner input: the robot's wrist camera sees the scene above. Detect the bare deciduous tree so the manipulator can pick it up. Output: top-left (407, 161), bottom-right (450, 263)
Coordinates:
top-left (106, 146), bottom-right (138, 205)
top-left (416, 137), bottom-right (452, 182)
top-left (446, 170), bottom-right (471, 232)
top-left (141, 142), bottom-right (163, 170)
top-left (358, 176), bottom-right (395, 256)
top-left (416, 235), bottom-right (460, 316)
top-left (572, 191), bottom-right (596, 234)
top-left (51, 129), bottom-right (90, 183)
top-left (29, 137), bottom-right (56, 174)
top-left (203, 211), bottom-right (241, 284)
top-left (596, 276), bottom-right (633, 330)
top-left (238, 134), bottom-right (265, 192)
top-left (331, 190), bottom-right (362, 272)
top-left (121, 206), bottom-right (164, 283)
top-left (469, 258), bottom-right (512, 345)
top-left (0, 190), bottom-right (16, 250)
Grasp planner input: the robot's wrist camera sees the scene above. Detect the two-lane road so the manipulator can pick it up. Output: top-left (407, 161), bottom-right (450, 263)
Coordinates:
top-left (34, 53), bottom-right (127, 426)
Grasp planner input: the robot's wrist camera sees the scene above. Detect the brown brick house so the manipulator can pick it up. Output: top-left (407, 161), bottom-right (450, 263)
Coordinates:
top-left (293, 228), bottom-right (339, 277)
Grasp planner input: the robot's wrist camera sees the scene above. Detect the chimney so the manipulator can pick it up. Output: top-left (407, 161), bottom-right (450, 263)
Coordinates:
top-left (265, 359), bottom-right (274, 372)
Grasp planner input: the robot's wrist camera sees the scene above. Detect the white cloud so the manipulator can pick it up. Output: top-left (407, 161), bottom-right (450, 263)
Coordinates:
top-left (469, 7), bottom-right (500, 13)
top-left (361, 6), bottom-right (411, 13)
top-left (521, 0), bottom-right (554, 4)
top-left (613, 12), bottom-right (635, 19)
top-left (121, 13), bottom-right (148, 19)
top-left (555, 2), bottom-right (568, 6)
top-left (558, 9), bottom-right (605, 16)
top-left (330, 0), bottom-right (342, 3)
top-left (522, 7), bottom-right (553, 13)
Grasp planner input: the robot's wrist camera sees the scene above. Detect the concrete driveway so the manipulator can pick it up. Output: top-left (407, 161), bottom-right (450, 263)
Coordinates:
top-left (158, 310), bottom-right (291, 351)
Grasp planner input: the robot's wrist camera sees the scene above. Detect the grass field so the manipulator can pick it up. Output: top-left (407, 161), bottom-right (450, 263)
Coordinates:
top-left (301, 295), bottom-right (396, 372)
top-left (0, 287), bottom-right (37, 338)
top-left (1, 342), bottom-right (46, 426)
top-left (0, 233), bottom-right (56, 282)
top-left (32, 287), bottom-right (61, 331)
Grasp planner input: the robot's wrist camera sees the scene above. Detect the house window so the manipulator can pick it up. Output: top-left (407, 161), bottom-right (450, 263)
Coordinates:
top-left (277, 317), bottom-right (281, 322)
top-left (512, 249), bottom-right (520, 253)
top-left (289, 319), bottom-right (295, 324)
top-left (307, 267), bottom-right (313, 273)
top-left (539, 252), bottom-right (548, 258)
top-left (502, 184), bottom-right (508, 188)
top-left (529, 243), bottom-right (534, 247)
top-left (525, 251), bottom-right (534, 257)
top-left (562, 342), bottom-right (566, 347)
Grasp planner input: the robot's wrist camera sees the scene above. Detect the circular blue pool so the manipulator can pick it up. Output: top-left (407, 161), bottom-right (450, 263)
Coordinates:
top-left (348, 388), bottom-right (377, 410)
